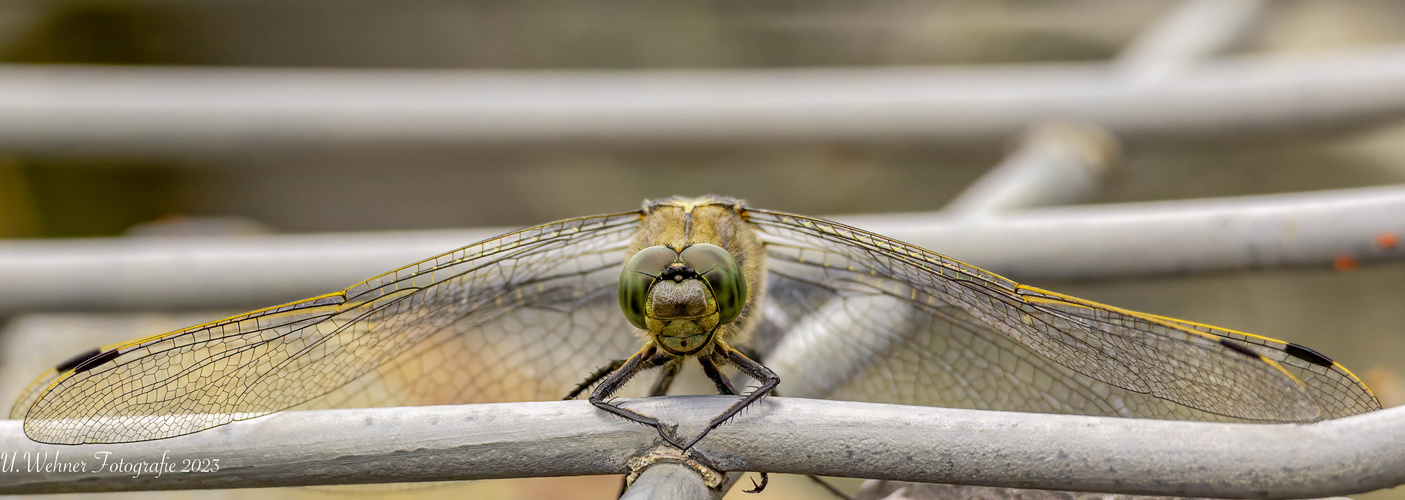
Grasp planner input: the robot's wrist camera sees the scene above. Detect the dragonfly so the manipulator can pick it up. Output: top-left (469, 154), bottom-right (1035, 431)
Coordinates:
top-left (11, 195), bottom-right (1382, 462)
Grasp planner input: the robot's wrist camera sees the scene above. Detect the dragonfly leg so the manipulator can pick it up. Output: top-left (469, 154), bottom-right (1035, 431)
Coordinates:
top-left (743, 472), bottom-right (770, 494)
top-left (588, 344), bottom-right (689, 448)
top-left (698, 354), bottom-right (738, 395)
top-left (599, 357), bottom-right (681, 499)
top-left (681, 341), bottom-right (779, 450)
top-left (806, 475), bottom-right (853, 500)
top-left (698, 345), bottom-right (774, 492)
top-left (648, 356), bottom-right (684, 396)
top-left (588, 353), bottom-right (675, 499)
top-left (568, 351), bottom-right (674, 400)
top-left (564, 359), bottom-right (626, 400)
top-left (661, 354), bottom-right (774, 494)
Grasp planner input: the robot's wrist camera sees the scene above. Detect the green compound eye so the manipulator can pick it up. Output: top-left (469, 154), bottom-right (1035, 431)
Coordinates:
top-left (618, 246), bottom-right (678, 329)
top-left (679, 243), bottom-right (747, 325)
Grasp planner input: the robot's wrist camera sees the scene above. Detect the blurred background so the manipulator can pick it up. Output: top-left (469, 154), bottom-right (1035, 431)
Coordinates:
top-left (1, 0), bottom-right (1404, 499)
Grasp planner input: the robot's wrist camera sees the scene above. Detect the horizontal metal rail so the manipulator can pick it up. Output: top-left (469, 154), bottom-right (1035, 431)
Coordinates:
top-left (843, 183), bottom-right (1405, 280)
top-left (1, 397), bottom-right (1401, 498)
top-left (941, 0), bottom-right (1261, 218)
top-left (0, 185), bottom-right (1401, 312)
top-left (3, 44), bottom-right (1405, 154)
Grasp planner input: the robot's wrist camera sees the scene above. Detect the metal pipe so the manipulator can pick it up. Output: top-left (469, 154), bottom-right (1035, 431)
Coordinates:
top-left (1, 185), bottom-right (1402, 312)
top-left (940, 121), bottom-right (1118, 217)
top-left (619, 464), bottom-right (715, 500)
top-left (838, 184), bottom-right (1405, 280)
top-left (3, 44), bottom-right (1405, 154)
top-left (0, 400), bottom-right (643, 493)
top-left (2, 397), bottom-right (1401, 498)
top-left (944, 0), bottom-right (1265, 218)
top-left (1113, 0), bottom-right (1266, 84)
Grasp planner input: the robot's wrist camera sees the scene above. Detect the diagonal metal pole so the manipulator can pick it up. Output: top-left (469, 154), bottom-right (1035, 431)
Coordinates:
top-left (856, 4), bottom-right (1271, 497)
top-left (943, 0), bottom-right (1267, 218)
top-left (619, 463), bottom-right (715, 500)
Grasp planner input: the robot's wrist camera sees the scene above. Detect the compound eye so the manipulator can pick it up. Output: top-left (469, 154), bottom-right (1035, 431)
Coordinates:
top-left (679, 244), bottom-right (747, 325)
top-left (618, 246), bottom-right (678, 329)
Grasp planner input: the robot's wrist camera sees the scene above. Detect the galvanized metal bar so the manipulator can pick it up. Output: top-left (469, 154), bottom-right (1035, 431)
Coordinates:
top-left (944, 0), bottom-right (1264, 218)
top-left (0, 400), bottom-right (641, 493)
top-left (693, 397), bottom-right (1405, 499)
top-left (838, 184), bottom-right (1405, 280)
top-left (859, 6), bottom-right (1274, 498)
top-left (1, 397), bottom-right (1401, 498)
top-left (0, 227), bottom-right (504, 312)
top-left (1, 185), bottom-right (1401, 313)
top-left (619, 464), bottom-right (715, 500)
top-left (940, 122), bottom-right (1118, 217)
top-left (1113, 0), bottom-right (1266, 83)
top-left (3, 44), bottom-right (1405, 155)
top-left (856, 482), bottom-right (1352, 500)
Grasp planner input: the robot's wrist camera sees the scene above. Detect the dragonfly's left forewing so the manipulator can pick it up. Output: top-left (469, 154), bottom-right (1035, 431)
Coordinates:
top-left (744, 208), bottom-right (1380, 422)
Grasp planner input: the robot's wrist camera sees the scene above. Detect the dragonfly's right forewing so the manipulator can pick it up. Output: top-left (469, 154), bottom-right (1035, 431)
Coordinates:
top-left (15, 213), bottom-right (646, 445)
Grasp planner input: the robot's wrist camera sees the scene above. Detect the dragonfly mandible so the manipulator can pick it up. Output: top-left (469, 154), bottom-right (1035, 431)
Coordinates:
top-left (12, 195), bottom-right (1382, 452)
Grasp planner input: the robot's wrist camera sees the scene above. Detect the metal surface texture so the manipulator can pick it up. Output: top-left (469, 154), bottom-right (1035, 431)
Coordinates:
top-left (620, 464), bottom-right (717, 500)
top-left (2, 397), bottom-right (1401, 497)
top-left (3, 44), bottom-right (1405, 154)
top-left (0, 185), bottom-right (1400, 312)
top-left (0, 400), bottom-right (642, 493)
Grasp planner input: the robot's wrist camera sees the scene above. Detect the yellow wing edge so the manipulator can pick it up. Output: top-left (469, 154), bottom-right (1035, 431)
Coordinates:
top-left (13, 211), bottom-right (646, 420)
top-left (742, 207), bottom-right (1380, 406)
top-left (1018, 289), bottom-right (1308, 391)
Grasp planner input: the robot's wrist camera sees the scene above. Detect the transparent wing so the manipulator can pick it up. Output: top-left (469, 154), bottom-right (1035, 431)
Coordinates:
top-left (13, 213), bottom-right (645, 445)
top-left (745, 208), bottom-right (1381, 422)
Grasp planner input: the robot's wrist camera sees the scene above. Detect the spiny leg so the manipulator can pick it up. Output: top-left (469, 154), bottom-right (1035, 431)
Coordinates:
top-left (699, 349), bottom-right (771, 493)
top-left (728, 345), bottom-right (772, 393)
top-left (725, 347), bottom-right (832, 495)
top-left (806, 475), bottom-right (855, 500)
top-left (698, 354), bottom-right (738, 395)
top-left (735, 345), bottom-right (765, 365)
top-left (607, 356), bottom-right (687, 499)
top-left (565, 359), bottom-right (626, 400)
top-left (647, 356), bottom-right (684, 397)
top-left (588, 344), bottom-right (689, 448)
top-left (567, 351), bottom-right (675, 400)
top-left (743, 472), bottom-right (770, 494)
top-left (721, 363), bottom-right (839, 498)
top-left (682, 340), bottom-right (779, 450)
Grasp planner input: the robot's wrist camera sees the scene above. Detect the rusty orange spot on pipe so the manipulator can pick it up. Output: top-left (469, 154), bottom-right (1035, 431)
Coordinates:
top-left (1376, 232), bottom-right (1400, 250)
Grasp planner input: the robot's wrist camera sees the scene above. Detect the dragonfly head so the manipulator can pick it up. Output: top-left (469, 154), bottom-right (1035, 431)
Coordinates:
top-left (619, 243), bottom-right (747, 356)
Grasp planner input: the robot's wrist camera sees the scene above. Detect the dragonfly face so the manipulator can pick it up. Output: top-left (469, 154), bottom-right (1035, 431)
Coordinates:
top-left (11, 194), bottom-right (1381, 449)
top-left (619, 197), bottom-right (761, 357)
top-left (583, 197), bottom-right (777, 449)
top-left (618, 243), bottom-right (748, 355)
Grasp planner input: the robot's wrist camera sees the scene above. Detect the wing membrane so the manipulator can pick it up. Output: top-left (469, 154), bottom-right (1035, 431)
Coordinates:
top-left (15, 201), bottom-right (1382, 446)
top-left (746, 208), bottom-right (1380, 422)
top-left (14, 213), bottom-right (644, 444)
